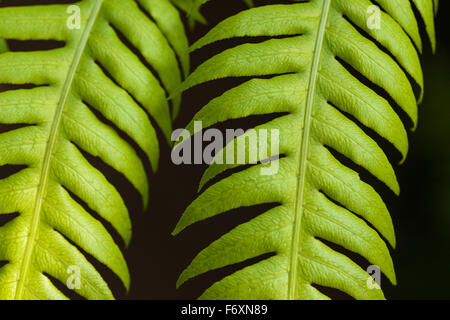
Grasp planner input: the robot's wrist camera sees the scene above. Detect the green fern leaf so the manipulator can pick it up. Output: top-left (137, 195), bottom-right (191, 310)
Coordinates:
top-left (0, 0), bottom-right (187, 300)
top-left (0, 39), bottom-right (6, 54)
top-left (171, 0), bottom-right (208, 26)
top-left (173, 0), bottom-right (436, 300)
top-left (0, 1), bottom-right (6, 53)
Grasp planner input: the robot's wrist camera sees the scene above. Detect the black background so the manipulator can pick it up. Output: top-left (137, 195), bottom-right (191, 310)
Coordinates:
top-left (0, 0), bottom-right (449, 300)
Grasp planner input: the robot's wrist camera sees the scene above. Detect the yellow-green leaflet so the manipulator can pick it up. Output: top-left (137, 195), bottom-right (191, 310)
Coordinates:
top-left (0, 0), bottom-right (188, 300)
top-left (173, 0), bottom-right (436, 300)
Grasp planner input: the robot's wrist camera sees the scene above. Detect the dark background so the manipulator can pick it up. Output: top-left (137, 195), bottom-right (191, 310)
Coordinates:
top-left (0, 0), bottom-right (449, 300)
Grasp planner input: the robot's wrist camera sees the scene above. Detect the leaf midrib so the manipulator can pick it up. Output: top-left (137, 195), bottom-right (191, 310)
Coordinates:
top-left (287, 0), bottom-right (331, 300)
top-left (14, 0), bottom-right (104, 299)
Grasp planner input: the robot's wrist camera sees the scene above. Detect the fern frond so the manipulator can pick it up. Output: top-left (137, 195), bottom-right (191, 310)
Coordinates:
top-left (0, 0), bottom-right (187, 300)
top-left (173, 0), bottom-right (436, 300)
top-left (171, 0), bottom-right (208, 27)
